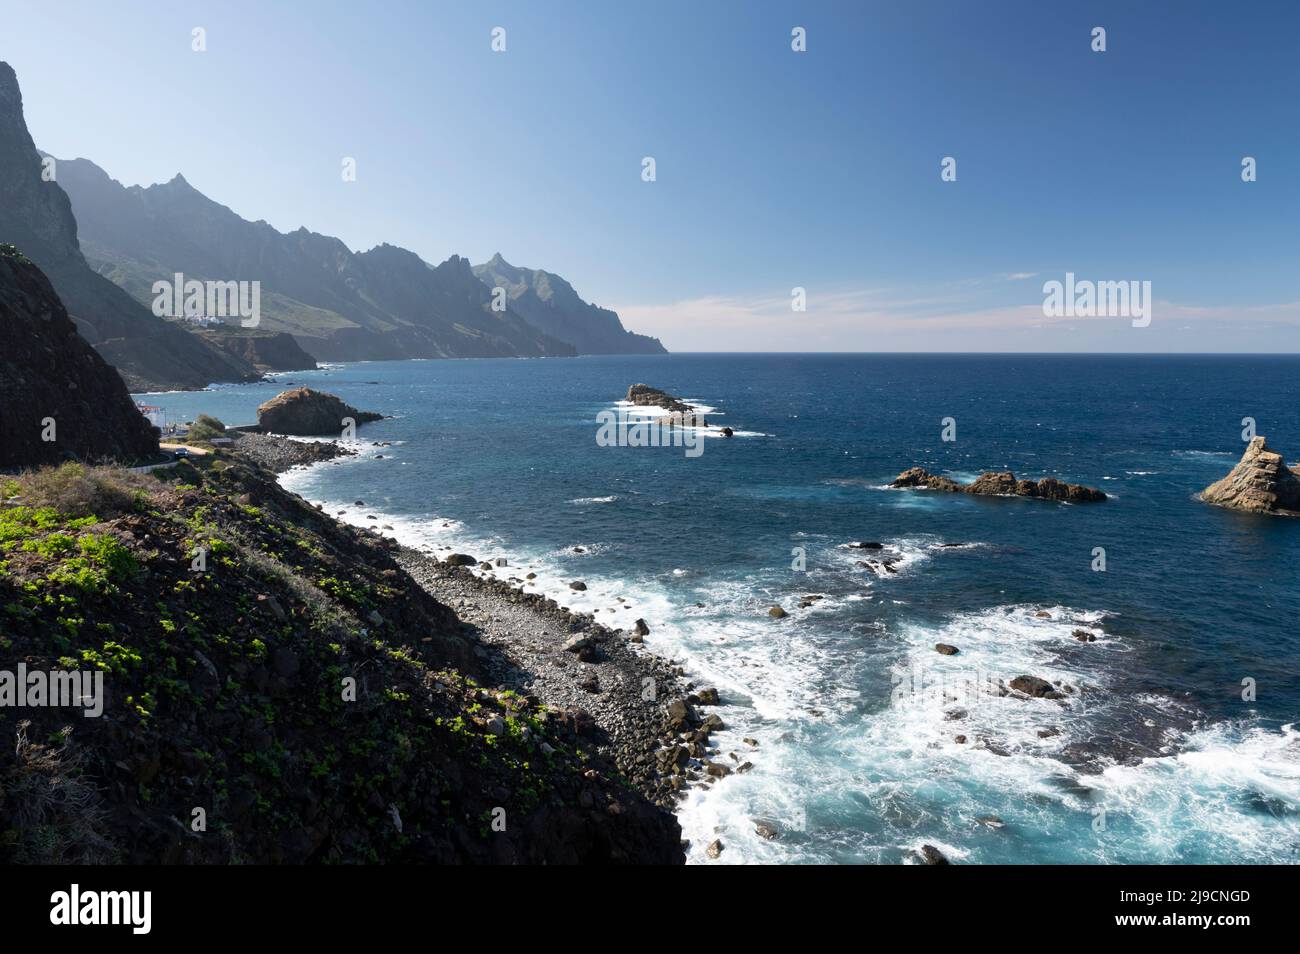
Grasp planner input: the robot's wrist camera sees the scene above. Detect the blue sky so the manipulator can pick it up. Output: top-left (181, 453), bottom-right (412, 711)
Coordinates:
top-left (6, 0), bottom-right (1299, 351)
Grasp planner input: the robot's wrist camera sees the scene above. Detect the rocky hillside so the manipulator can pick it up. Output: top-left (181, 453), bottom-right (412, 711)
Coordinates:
top-left (53, 158), bottom-right (579, 362)
top-left (0, 245), bottom-right (158, 469)
top-left (0, 455), bottom-right (683, 863)
top-left (0, 63), bottom-right (260, 392)
top-left (474, 254), bottom-right (666, 355)
top-left (1202, 437), bottom-right (1300, 514)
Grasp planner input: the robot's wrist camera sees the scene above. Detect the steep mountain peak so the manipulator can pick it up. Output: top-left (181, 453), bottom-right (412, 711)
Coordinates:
top-left (473, 255), bottom-right (666, 356)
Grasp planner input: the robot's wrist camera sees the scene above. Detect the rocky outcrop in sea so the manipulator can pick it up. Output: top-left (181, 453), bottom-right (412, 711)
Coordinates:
top-left (1202, 436), bottom-right (1300, 515)
top-left (891, 467), bottom-right (1106, 502)
top-left (256, 387), bottom-right (383, 436)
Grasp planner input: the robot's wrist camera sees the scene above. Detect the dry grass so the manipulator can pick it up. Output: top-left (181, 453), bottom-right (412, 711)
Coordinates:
top-left (1, 462), bottom-right (161, 519)
top-left (0, 721), bottom-right (117, 864)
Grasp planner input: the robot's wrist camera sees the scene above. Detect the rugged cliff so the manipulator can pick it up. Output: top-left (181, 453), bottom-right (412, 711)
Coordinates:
top-left (195, 329), bottom-right (318, 372)
top-left (0, 245), bottom-right (158, 469)
top-left (0, 62), bottom-right (259, 392)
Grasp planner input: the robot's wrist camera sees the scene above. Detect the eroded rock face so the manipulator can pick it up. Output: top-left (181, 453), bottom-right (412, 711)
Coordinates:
top-left (890, 467), bottom-right (1106, 502)
top-left (1202, 437), bottom-right (1300, 514)
top-left (0, 245), bottom-right (159, 468)
top-left (256, 387), bottom-right (381, 436)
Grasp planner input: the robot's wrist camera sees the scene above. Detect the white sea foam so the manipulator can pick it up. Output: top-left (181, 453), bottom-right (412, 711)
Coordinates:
top-left (276, 453), bottom-right (1299, 865)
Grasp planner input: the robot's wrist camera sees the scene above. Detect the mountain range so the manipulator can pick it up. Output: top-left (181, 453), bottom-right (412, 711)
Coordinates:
top-left (473, 253), bottom-right (665, 355)
top-left (0, 61), bottom-right (665, 393)
top-left (52, 159), bottom-right (665, 364)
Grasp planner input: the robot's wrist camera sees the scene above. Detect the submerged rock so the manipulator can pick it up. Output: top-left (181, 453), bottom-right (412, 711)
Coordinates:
top-left (1202, 436), bottom-right (1300, 515)
top-left (920, 844), bottom-right (950, 865)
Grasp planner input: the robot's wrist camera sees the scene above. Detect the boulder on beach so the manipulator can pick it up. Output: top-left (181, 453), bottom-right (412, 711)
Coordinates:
top-left (1202, 437), bottom-right (1300, 515)
top-left (890, 466), bottom-right (1106, 502)
top-left (444, 553), bottom-right (477, 567)
top-left (256, 386), bottom-right (382, 436)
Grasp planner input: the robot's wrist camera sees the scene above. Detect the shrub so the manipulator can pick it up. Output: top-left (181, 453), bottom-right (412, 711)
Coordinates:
top-left (188, 414), bottom-right (227, 443)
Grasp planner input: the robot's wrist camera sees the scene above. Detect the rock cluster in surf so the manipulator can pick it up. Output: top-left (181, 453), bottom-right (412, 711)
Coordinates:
top-left (891, 467), bottom-right (1106, 502)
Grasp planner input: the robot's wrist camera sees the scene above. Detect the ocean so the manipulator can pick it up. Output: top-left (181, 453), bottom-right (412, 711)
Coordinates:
top-left (136, 353), bottom-right (1300, 864)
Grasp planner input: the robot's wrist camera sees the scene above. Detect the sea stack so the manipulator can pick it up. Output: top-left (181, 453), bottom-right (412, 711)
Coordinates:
top-left (1201, 437), bottom-right (1300, 515)
top-left (256, 387), bottom-right (382, 436)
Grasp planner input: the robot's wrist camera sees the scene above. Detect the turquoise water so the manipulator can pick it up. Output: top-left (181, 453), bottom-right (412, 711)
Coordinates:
top-left (138, 354), bottom-right (1300, 864)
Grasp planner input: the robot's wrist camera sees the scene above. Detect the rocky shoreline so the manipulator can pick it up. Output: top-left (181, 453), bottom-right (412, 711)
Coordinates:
top-left (226, 430), bottom-right (356, 474)
top-left (234, 433), bottom-right (742, 824)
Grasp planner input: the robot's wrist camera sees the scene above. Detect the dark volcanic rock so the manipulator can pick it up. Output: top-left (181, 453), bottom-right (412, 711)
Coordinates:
top-left (626, 383), bottom-right (694, 415)
top-left (256, 387), bottom-right (382, 436)
top-left (891, 467), bottom-right (962, 492)
top-left (1202, 437), bottom-right (1300, 515)
top-left (226, 431), bottom-right (352, 474)
top-left (891, 466), bottom-right (1105, 502)
top-left (0, 245), bottom-right (159, 468)
top-left (920, 844), bottom-right (950, 865)
top-left (1009, 675), bottom-right (1058, 698)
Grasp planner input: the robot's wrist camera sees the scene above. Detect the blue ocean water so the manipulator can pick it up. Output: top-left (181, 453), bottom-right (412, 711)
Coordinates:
top-left (138, 354), bottom-right (1300, 864)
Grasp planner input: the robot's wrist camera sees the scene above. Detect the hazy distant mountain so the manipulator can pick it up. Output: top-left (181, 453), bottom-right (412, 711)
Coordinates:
top-left (473, 253), bottom-right (666, 355)
top-left (0, 62), bottom-right (261, 392)
top-left (55, 159), bottom-right (577, 362)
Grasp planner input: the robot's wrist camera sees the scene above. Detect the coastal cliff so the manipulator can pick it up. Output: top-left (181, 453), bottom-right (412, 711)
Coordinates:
top-left (0, 245), bottom-right (158, 469)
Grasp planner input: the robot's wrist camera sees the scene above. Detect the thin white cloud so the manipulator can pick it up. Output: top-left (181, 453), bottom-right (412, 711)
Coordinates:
top-left (615, 285), bottom-right (1300, 352)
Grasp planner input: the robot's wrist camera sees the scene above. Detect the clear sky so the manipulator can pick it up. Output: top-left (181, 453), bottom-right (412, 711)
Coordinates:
top-left (6, 0), bottom-right (1299, 351)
